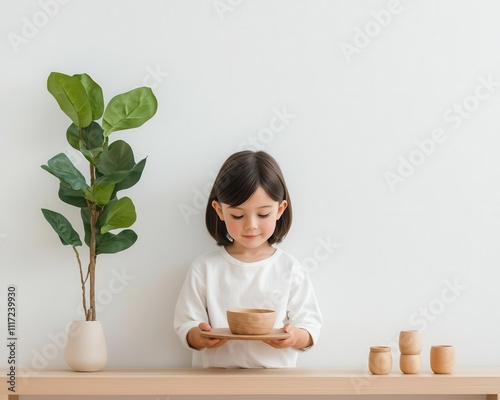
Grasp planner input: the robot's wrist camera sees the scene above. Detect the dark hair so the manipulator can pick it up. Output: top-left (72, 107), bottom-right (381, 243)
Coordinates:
top-left (206, 151), bottom-right (292, 246)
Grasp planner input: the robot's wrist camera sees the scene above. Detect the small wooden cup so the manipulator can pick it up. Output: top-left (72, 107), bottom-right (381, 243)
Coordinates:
top-left (400, 354), bottom-right (421, 374)
top-left (369, 346), bottom-right (392, 375)
top-left (430, 345), bottom-right (455, 374)
top-left (399, 330), bottom-right (422, 355)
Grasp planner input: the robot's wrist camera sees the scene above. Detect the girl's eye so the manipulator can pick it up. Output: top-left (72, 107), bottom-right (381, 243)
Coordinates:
top-left (231, 215), bottom-right (244, 220)
top-left (258, 214), bottom-right (270, 218)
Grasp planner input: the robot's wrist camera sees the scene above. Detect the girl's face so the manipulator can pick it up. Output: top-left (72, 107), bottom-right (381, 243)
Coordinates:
top-left (212, 186), bottom-right (287, 254)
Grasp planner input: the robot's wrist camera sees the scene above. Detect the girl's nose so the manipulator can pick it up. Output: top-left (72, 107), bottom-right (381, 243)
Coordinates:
top-left (244, 216), bottom-right (258, 230)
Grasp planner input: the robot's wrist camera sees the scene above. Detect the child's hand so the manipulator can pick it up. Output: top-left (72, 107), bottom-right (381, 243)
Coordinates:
top-left (263, 323), bottom-right (313, 350)
top-left (187, 322), bottom-right (228, 350)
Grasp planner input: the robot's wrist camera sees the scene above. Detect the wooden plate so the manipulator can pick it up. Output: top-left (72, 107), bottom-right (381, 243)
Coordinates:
top-left (200, 328), bottom-right (291, 341)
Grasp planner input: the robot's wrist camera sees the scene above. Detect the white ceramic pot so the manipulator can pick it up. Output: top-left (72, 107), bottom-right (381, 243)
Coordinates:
top-left (64, 320), bottom-right (107, 372)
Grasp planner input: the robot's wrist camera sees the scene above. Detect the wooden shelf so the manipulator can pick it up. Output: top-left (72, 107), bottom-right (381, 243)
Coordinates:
top-left (1, 368), bottom-right (500, 399)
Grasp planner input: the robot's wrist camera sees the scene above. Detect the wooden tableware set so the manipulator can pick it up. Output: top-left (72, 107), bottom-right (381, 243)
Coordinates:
top-left (369, 330), bottom-right (455, 375)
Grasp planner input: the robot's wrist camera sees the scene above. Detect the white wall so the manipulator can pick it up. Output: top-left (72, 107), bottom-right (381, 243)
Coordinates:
top-left (1, 0), bottom-right (500, 398)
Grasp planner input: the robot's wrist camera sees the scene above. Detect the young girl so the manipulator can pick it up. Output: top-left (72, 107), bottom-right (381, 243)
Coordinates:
top-left (174, 150), bottom-right (322, 368)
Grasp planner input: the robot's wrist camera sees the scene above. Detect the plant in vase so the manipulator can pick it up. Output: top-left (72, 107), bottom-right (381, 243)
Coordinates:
top-left (41, 72), bottom-right (157, 371)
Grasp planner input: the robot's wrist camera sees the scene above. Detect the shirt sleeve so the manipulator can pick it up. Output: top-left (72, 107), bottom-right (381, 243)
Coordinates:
top-left (173, 263), bottom-right (209, 351)
top-left (286, 264), bottom-right (323, 350)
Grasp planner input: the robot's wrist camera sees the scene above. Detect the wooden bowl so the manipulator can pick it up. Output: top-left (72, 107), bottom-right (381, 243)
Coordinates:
top-left (227, 309), bottom-right (276, 335)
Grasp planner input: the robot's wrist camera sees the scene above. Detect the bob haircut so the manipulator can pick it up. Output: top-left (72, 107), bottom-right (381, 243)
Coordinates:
top-left (206, 151), bottom-right (293, 246)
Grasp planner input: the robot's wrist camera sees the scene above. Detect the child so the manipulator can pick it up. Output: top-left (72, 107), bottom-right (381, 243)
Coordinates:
top-left (174, 150), bottom-right (322, 368)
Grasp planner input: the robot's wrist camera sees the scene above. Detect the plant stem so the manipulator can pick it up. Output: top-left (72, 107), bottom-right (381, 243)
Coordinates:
top-left (73, 246), bottom-right (87, 319)
top-left (88, 163), bottom-right (99, 321)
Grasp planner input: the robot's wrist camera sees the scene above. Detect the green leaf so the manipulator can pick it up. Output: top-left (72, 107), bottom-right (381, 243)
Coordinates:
top-left (79, 144), bottom-right (103, 166)
top-left (95, 171), bottom-right (129, 186)
top-left (67, 122), bottom-right (105, 150)
top-left (114, 157), bottom-right (147, 194)
top-left (66, 123), bottom-right (80, 150)
top-left (47, 72), bottom-right (92, 128)
top-left (83, 184), bottom-right (115, 205)
top-left (58, 184), bottom-right (87, 208)
top-left (82, 204), bottom-right (137, 254)
top-left (66, 122), bottom-right (106, 166)
top-left (81, 208), bottom-right (91, 247)
top-left (96, 229), bottom-right (138, 255)
top-left (96, 199), bottom-right (113, 230)
top-left (81, 122), bottom-right (105, 149)
top-left (41, 153), bottom-right (88, 191)
top-left (97, 140), bottom-right (135, 175)
top-left (41, 209), bottom-right (82, 247)
top-left (100, 197), bottom-right (136, 234)
top-left (102, 87), bottom-right (157, 137)
top-left (73, 73), bottom-right (104, 120)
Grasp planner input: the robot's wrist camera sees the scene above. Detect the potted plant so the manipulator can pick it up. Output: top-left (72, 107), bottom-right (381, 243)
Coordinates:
top-left (41, 71), bottom-right (157, 371)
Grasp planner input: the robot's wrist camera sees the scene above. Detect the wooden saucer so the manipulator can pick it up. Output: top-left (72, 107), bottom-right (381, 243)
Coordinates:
top-left (200, 328), bottom-right (291, 341)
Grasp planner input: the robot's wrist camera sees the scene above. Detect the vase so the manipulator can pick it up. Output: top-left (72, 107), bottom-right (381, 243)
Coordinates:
top-left (64, 320), bottom-right (107, 372)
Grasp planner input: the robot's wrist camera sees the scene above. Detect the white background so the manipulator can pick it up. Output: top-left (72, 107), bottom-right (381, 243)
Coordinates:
top-left (1, 0), bottom-right (499, 399)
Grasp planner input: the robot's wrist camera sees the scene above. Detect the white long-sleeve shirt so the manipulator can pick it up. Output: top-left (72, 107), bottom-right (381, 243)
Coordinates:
top-left (174, 246), bottom-right (322, 368)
